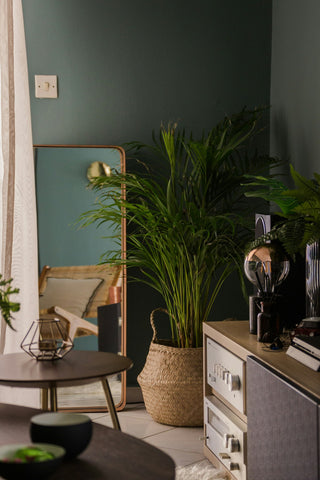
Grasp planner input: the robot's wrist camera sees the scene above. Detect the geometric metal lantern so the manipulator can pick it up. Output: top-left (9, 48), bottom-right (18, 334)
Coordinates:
top-left (20, 317), bottom-right (73, 361)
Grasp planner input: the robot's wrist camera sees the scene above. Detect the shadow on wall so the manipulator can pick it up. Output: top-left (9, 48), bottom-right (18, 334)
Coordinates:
top-left (271, 108), bottom-right (313, 183)
top-left (271, 109), bottom-right (291, 183)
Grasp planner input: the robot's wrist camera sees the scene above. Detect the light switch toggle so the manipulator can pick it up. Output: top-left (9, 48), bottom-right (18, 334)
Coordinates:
top-left (35, 75), bottom-right (58, 98)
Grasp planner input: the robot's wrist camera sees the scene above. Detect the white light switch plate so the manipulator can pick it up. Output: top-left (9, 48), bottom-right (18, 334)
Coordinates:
top-left (35, 75), bottom-right (58, 98)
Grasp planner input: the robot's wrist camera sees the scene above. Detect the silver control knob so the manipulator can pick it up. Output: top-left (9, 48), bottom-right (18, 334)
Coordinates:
top-left (222, 369), bottom-right (229, 382)
top-left (223, 433), bottom-right (234, 448)
top-left (228, 374), bottom-right (240, 391)
top-left (228, 438), bottom-right (240, 453)
top-left (229, 462), bottom-right (240, 471)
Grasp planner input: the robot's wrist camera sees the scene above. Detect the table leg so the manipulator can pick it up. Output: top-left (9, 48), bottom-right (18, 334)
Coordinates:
top-left (101, 378), bottom-right (121, 431)
top-left (49, 387), bottom-right (58, 412)
top-left (41, 388), bottom-right (49, 410)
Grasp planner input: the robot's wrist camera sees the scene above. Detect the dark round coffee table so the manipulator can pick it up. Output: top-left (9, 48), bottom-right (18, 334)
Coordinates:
top-left (0, 403), bottom-right (176, 479)
top-left (0, 351), bottom-right (132, 430)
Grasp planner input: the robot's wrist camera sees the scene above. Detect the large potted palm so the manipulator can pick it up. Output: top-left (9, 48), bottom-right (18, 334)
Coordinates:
top-left (80, 108), bottom-right (279, 426)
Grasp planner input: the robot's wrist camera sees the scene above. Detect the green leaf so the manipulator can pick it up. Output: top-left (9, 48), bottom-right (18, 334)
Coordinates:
top-left (0, 275), bottom-right (20, 330)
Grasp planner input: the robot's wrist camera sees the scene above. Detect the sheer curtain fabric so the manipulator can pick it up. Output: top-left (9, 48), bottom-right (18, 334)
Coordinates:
top-left (0, 0), bottom-right (39, 407)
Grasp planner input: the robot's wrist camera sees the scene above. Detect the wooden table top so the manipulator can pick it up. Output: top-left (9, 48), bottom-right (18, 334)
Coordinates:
top-left (0, 403), bottom-right (175, 480)
top-left (0, 351), bottom-right (132, 389)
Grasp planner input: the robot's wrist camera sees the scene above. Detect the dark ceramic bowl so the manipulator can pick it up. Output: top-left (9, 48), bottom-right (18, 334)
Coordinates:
top-left (0, 443), bottom-right (65, 480)
top-left (30, 412), bottom-right (92, 459)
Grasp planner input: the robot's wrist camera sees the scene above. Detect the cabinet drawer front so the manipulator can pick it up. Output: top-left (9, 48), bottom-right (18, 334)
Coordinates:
top-left (206, 337), bottom-right (245, 414)
top-left (205, 396), bottom-right (247, 480)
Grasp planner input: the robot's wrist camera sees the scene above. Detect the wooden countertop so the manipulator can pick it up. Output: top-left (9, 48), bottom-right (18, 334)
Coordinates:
top-left (204, 320), bottom-right (320, 401)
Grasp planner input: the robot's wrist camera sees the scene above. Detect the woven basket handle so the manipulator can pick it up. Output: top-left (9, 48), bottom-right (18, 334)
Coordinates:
top-left (150, 308), bottom-right (169, 343)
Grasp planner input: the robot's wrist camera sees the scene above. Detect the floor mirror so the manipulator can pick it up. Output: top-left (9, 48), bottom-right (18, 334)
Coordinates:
top-left (34, 145), bottom-right (126, 412)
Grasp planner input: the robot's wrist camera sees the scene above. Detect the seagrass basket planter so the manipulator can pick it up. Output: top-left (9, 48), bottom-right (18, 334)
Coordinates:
top-left (137, 309), bottom-right (203, 427)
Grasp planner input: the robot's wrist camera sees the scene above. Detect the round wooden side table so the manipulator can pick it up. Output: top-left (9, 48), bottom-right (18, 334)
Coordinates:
top-left (0, 350), bottom-right (132, 430)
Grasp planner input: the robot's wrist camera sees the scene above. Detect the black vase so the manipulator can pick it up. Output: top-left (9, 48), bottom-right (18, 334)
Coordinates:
top-left (306, 241), bottom-right (320, 317)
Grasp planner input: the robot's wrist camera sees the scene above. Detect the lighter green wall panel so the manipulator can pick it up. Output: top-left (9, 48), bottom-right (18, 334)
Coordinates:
top-left (35, 147), bottom-right (120, 270)
top-left (35, 146), bottom-right (122, 351)
top-left (271, 0), bottom-right (320, 179)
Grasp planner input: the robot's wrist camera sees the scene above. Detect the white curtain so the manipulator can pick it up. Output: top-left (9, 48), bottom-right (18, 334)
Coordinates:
top-left (0, 0), bottom-right (39, 407)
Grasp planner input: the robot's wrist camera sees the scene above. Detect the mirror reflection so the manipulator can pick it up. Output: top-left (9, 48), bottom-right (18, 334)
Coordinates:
top-left (34, 145), bottom-right (126, 412)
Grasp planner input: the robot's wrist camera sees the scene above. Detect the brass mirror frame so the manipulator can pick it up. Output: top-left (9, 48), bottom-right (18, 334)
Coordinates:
top-left (34, 144), bottom-right (127, 412)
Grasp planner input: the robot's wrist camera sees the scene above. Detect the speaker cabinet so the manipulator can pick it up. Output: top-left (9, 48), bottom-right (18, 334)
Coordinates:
top-left (254, 213), bottom-right (305, 329)
top-left (247, 357), bottom-right (319, 480)
top-left (255, 213), bottom-right (273, 239)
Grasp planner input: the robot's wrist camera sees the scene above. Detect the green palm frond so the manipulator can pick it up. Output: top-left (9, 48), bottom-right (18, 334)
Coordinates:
top-left (244, 174), bottom-right (299, 215)
top-left (245, 164), bottom-right (320, 256)
top-left (0, 275), bottom-right (20, 331)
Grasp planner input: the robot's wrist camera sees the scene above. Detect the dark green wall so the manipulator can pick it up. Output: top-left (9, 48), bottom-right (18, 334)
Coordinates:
top-left (270, 0), bottom-right (320, 179)
top-left (22, 0), bottom-right (272, 385)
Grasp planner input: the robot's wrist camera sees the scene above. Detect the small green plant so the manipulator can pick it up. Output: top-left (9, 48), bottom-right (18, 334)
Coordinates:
top-left (0, 275), bottom-right (20, 330)
top-left (80, 108), bottom-right (279, 348)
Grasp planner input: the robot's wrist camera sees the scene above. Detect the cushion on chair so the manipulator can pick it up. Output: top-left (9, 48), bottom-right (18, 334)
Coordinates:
top-left (39, 277), bottom-right (103, 318)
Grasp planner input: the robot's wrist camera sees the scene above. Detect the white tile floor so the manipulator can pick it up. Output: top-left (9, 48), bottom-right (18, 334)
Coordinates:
top-left (88, 403), bottom-right (206, 468)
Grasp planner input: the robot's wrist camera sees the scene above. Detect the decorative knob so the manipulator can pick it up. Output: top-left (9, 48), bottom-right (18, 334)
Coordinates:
top-left (223, 433), bottom-right (234, 448)
top-left (219, 452), bottom-right (231, 459)
top-left (228, 374), bottom-right (240, 391)
top-left (228, 438), bottom-right (240, 453)
top-left (222, 369), bottom-right (229, 382)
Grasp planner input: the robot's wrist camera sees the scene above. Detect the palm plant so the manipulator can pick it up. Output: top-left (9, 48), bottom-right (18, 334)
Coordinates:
top-left (80, 108), bottom-right (279, 348)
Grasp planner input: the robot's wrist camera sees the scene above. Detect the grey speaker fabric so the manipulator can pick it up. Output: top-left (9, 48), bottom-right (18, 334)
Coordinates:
top-left (247, 356), bottom-right (319, 480)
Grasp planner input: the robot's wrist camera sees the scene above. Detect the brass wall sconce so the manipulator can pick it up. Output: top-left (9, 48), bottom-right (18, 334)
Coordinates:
top-left (87, 161), bottom-right (111, 182)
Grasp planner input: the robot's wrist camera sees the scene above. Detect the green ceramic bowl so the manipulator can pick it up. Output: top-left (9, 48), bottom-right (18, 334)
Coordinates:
top-left (0, 443), bottom-right (65, 480)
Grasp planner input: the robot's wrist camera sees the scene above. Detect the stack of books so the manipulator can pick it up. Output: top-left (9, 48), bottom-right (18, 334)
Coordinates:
top-left (287, 335), bottom-right (320, 371)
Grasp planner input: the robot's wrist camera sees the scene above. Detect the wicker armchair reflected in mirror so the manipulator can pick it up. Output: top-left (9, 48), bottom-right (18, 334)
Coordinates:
top-left (34, 145), bottom-right (126, 412)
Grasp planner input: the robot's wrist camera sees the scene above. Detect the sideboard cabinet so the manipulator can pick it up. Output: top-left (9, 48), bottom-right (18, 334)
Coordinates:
top-left (203, 320), bottom-right (320, 480)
